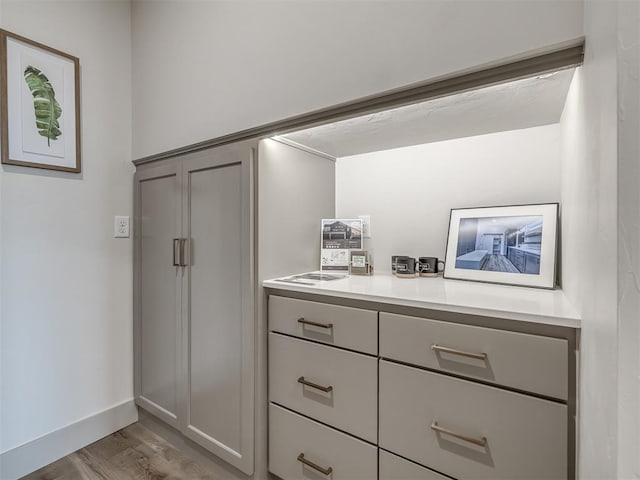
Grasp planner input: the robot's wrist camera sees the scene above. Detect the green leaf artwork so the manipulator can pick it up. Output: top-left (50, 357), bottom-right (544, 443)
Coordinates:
top-left (23, 66), bottom-right (62, 146)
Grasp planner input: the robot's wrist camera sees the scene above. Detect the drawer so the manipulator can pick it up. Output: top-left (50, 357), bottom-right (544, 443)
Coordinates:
top-left (380, 312), bottom-right (568, 400)
top-left (269, 333), bottom-right (377, 442)
top-left (379, 360), bottom-right (567, 480)
top-left (269, 296), bottom-right (377, 354)
top-left (380, 450), bottom-right (450, 480)
top-left (269, 403), bottom-right (377, 480)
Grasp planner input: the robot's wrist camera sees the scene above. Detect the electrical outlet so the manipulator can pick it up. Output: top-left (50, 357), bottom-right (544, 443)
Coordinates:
top-left (359, 214), bottom-right (372, 238)
top-left (114, 215), bottom-right (130, 238)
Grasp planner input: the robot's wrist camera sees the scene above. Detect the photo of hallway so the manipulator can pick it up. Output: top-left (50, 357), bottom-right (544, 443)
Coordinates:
top-left (454, 215), bottom-right (543, 275)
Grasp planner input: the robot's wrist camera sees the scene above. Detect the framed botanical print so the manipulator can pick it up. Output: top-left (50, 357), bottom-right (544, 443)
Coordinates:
top-left (1, 29), bottom-right (81, 172)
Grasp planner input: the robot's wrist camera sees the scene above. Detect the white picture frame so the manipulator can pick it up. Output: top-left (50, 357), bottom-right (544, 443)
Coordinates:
top-left (443, 203), bottom-right (558, 289)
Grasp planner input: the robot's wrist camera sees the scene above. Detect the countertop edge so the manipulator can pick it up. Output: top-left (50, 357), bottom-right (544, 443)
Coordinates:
top-left (262, 278), bottom-right (582, 329)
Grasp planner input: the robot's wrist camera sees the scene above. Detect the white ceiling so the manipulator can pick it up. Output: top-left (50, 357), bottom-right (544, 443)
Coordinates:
top-left (279, 69), bottom-right (575, 158)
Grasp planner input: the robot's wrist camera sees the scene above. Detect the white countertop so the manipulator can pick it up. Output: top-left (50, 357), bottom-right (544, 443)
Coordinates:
top-left (457, 249), bottom-right (489, 261)
top-left (263, 273), bottom-right (581, 328)
top-left (509, 245), bottom-right (542, 256)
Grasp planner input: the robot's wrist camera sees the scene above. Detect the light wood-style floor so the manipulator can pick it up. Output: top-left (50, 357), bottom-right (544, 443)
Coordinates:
top-left (481, 254), bottom-right (519, 273)
top-left (21, 423), bottom-right (218, 480)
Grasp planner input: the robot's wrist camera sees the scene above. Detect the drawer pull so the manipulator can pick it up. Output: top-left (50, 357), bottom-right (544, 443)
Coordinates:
top-left (297, 453), bottom-right (333, 475)
top-left (431, 421), bottom-right (487, 447)
top-left (297, 376), bottom-right (333, 393)
top-left (431, 344), bottom-right (487, 360)
top-left (297, 317), bottom-right (333, 329)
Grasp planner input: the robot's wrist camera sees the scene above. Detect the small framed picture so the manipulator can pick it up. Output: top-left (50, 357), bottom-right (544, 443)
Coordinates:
top-left (1, 29), bottom-right (81, 172)
top-left (350, 250), bottom-right (372, 275)
top-left (320, 218), bottom-right (363, 272)
top-left (443, 203), bottom-right (558, 289)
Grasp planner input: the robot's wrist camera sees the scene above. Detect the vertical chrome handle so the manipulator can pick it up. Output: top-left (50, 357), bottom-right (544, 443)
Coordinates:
top-left (297, 453), bottom-right (333, 476)
top-left (173, 238), bottom-right (180, 266)
top-left (431, 421), bottom-right (487, 446)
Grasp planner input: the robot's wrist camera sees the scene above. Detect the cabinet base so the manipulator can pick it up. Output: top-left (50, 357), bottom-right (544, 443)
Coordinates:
top-left (137, 408), bottom-right (266, 480)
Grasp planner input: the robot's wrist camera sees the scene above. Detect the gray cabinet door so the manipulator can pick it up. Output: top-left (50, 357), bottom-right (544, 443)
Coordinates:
top-left (513, 250), bottom-right (525, 272)
top-left (134, 164), bottom-right (182, 428)
top-left (524, 252), bottom-right (541, 274)
top-left (456, 218), bottom-right (478, 256)
top-left (181, 143), bottom-right (255, 475)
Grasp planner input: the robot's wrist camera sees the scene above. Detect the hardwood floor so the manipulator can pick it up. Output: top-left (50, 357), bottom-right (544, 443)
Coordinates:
top-left (481, 254), bottom-right (519, 273)
top-left (21, 423), bottom-right (218, 480)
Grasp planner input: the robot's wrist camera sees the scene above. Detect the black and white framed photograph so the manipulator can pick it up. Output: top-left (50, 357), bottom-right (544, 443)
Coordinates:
top-left (1, 29), bottom-right (81, 172)
top-left (443, 203), bottom-right (558, 289)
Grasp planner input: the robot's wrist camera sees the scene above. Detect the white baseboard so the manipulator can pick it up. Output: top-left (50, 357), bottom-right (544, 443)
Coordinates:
top-left (0, 399), bottom-right (138, 480)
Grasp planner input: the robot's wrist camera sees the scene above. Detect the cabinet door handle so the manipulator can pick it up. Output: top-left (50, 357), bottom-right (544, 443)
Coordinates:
top-left (297, 317), bottom-right (333, 329)
top-left (431, 421), bottom-right (487, 447)
top-left (297, 453), bottom-right (333, 476)
top-left (431, 344), bottom-right (487, 360)
top-left (297, 376), bottom-right (333, 393)
top-left (173, 238), bottom-right (181, 266)
top-left (179, 238), bottom-right (190, 267)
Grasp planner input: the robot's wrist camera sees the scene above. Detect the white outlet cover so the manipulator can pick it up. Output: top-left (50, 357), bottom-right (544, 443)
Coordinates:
top-left (114, 215), bottom-right (130, 238)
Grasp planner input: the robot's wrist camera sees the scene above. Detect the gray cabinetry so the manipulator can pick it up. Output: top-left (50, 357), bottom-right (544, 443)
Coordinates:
top-left (380, 312), bottom-right (568, 399)
top-left (266, 291), bottom-right (576, 480)
top-left (525, 252), bottom-right (541, 274)
top-left (379, 361), bottom-right (567, 480)
top-left (134, 141), bottom-right (255, 475)
top-left (134, 164), bottom-right (181, 428)
top-left (268, 297), bottom-right (379, 479)
top-left (379, 311), bottom-right (570, 479)
top-left (134, 138), bottom-right (336, 479)
top-left (456, 218), bottom-right (478, 256)
top-left (513, 248), bottom-right (525, 272)
top-left (507, 248), bottom-right (541, 275)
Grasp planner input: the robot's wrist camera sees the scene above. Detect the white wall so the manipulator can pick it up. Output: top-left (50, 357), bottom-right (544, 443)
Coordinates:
top-left (560, 3), bottom-right (619, 477)
top-left (256, 139), bottom-right (336, 480)
top-left (0, 0), bottom-right (134, 458)
top-left (0, 0), bottom-right (4, 462)
top-left (131, 0), bottom-right (583, 159)
top-left (336, 124), bottom-right (561, 272)
top-left (616, 1), bottom-right (640, 478)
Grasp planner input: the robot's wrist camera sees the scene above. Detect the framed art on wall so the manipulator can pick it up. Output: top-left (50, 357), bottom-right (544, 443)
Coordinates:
top-left (1, 29), bottom-right (81, 173)
top-left (443, 203), bottom-right (558, 289)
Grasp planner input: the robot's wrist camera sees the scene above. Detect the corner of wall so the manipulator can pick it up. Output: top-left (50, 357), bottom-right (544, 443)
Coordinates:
top-left (560, 2), bottom-right (620, 477)
top-left (1, 0), bottom-right (135, 463)
top-left (616, 1), bottom-right (640, 477)
top-left (1, 400), bottom-right (137, 479)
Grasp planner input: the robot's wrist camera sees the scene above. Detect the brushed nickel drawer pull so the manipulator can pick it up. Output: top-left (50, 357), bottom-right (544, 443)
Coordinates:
top-left (297, 317), bottom-right (333, 329)
top-left (431, 344), bottom-right (487, 360)
top-left (297, 453), bottom-right (333, 475)
top-left (297, 376), bottom-right (333, 393)
top-left (431, 421), bottom-right (487, 447)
